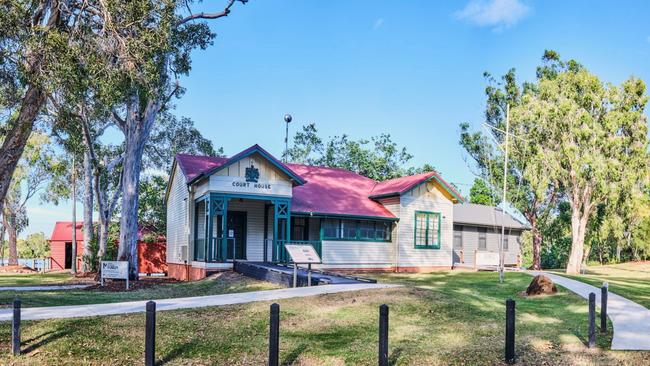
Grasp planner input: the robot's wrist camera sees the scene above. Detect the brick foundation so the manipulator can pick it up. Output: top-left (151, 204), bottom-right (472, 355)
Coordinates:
top-left (168, 263), bottom-right (207, 281)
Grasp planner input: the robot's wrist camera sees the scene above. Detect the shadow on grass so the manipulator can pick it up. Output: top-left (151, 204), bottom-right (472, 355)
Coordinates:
top-left (157, 339), bottom-right (200, 365)
top-left (22, 328), bottom-right (72, 354)
top-left (282, 342), bottom-right (307, 364)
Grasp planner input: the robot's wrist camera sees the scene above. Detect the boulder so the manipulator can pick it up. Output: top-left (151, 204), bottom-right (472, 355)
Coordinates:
top-left (525, 275), bottom-right (557, 296)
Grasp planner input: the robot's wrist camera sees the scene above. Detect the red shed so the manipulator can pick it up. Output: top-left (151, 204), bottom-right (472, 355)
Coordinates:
top-left (49, 221), bottom-right (84, 270)
top-left (48, 222), bottom-right (167, 274)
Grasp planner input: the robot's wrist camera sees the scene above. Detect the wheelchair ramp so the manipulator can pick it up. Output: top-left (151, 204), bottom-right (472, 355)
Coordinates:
top-left (233, 261), bottom-right (376, 287)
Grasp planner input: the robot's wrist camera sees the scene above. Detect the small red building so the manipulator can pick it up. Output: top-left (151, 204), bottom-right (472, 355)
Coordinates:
top-left (48, 221), bottom-right (167, 274)
top-left (49, 221), bottom-right (84, 270)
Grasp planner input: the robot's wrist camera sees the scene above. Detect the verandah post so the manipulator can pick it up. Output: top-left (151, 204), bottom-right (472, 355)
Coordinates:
top-left (12, 298), bottom-right (20, 356)
top-left (505, 298), bottom-right (515, 364)
top-left (378, 304), bottom-right (389, 366)
top-left (269, 303), bottom-right (280, 366)
top-left (145, 301), bottom-right (156, 366)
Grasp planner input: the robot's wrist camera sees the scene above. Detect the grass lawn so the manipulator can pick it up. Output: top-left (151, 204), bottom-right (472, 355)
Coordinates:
top-left (0, 272), bottom-right (79, 287)
top-left (558, 261), bottom-right (650, 309)
top-left (1, 271), bottom-right (647, 365)
top-left (0, 273), bottom-right (280, 308)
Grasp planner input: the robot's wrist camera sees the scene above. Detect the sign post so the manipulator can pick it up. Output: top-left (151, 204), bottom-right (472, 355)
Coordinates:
top-left (283, 244), bottom-right (322, 287)
top-left (101, 261), bottom-right (130, 290)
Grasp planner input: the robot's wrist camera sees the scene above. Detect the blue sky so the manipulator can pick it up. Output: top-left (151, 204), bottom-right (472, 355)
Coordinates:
top-left (25, 0), bottom-right (650, 238)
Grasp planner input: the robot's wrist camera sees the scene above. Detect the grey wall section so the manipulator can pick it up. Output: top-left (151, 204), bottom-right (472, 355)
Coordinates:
top-left (453, 225), bottom-right (522, 267)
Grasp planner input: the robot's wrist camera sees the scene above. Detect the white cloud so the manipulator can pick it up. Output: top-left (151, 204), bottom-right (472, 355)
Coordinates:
top-left (456, 0), bottom-right (530, 31)
top-left (373, 18), bottom-right (384, 30)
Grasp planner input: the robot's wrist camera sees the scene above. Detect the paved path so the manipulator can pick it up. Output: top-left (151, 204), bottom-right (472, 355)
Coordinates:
top-left (529, 271), bottom-right (650, 350)
top-left (0, 285), bottom-right (91, 292)
top-left (0, 283), bottom-right (398, 322)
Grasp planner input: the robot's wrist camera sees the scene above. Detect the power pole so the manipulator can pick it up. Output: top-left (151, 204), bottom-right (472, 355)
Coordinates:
top-left (71, 156), bottom-right (77, 275)
top-left (498, 105), bottom-right (510, 284)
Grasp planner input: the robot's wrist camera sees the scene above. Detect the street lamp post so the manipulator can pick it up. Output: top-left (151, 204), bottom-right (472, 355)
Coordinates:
top-left (283, 114), bottom-right (292, 162)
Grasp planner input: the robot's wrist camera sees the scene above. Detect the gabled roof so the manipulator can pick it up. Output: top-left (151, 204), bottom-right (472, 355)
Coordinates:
top-left (177, 144), bottom-right (305, 186)
top-left (49, 221), bottom-right (84, 242)
top-left (287, 164), bottom-right (397, 219)
top-left (453, 203), bottom-right (527, 230)
top-left (173, 145), bottom-right (461, 220)
top-left (369, 171), bottom-right (464, 203)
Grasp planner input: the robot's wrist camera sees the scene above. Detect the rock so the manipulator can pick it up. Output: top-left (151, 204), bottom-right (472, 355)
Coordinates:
top-left (525, 275), bottom-right (557, 296)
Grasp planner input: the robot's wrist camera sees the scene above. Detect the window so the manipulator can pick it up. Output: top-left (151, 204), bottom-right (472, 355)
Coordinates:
top-left (453, 225), bottom-right (463, 249)
top-left (503, 235), bottom-right (509, 250)
top-left (322, 219), bottom-right (340, 239)
top-left (478, 227), bottom-right (487, 250)
top-left (414, 211), bottom-right (441, 249)
top-left (341, 220), bottom-right (358, 239)
top-left (321, 218), bottom-right (392, 242)
top-left (358, 221), bottom-right (375, 240)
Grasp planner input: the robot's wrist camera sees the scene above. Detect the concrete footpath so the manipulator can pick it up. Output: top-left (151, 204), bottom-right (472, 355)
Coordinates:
top-left (529, 271), bottom-right (650, 351)
top-left (0, 283), bottom-right (398, 322)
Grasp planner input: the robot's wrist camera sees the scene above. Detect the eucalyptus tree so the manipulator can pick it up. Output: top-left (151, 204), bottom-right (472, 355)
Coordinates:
top-left (459, 64), bottom-right (557, 271)
top-left (0, 0), bottom-right (89, 215)
top-left (510, 53), bottom-right (649, 274)
top-left (96, 0), bottom-right (248, 278)
top-left (1, 132), bottom-right (58, 265)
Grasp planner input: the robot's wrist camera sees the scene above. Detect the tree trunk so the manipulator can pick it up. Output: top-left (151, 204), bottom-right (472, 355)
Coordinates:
top-left (71, 159), bottom-right (78, 275)
top-left (0, 86), bottom-right (46, 215)
top-left (118, 99), bottom-right (159, 279)
top-left (566, 206), bottom-right (589, 275)
top-left (0, 215), bottom-right (5, 264)
top-left (82, 150), bottom-right (94, 272)
top-left (529, 215), bottom-right (542, 270)
top-left (3, 213), bottom-right (18, 266)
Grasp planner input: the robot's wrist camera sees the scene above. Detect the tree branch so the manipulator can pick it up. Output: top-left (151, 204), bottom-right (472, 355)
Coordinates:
top-left (177, 0), bottom-right (247, 25)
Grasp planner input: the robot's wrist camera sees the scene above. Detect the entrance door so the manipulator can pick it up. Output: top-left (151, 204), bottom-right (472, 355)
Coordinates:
top-left (226, 211), bottom-right (247, 260)
top-left (64, 242), bottom-right (73, 269)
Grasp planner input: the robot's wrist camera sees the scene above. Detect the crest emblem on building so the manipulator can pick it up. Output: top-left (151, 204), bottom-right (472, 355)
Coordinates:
top-left (245, 164), bottom-right (260, 183)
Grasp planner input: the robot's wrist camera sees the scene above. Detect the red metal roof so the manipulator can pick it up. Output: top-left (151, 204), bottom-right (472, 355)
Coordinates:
top-left (369, 171), bottom-right (464, 202)
top-left (176, 154), bottom-right (228, 182)
top-left (176, 145), bottom-right (305, 185)
top-left (286, 164), bottom-right (396, 219)
top-left (49, 221), bottom-right (84, 242)
top-left (173, 146), bottom-right (463, 219)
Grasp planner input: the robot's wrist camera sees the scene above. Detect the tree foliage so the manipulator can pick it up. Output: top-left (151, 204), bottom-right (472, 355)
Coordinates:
top-left (469, 178), bottom-right (497, 205)
top-left (510, 51), bottom-right (649, 274)
top-left (285, 123), bottom-right (436, 181)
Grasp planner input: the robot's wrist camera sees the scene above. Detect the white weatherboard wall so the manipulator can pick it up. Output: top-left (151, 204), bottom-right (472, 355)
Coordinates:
top-left (321, 241), bottom-right (393, 269)
top-left (166, 165), bottom-right (189, 265)
top-left (397, 182), bottom-right (454, 268)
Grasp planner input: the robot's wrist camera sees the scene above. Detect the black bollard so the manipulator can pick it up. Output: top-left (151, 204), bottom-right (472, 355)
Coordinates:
top-left (12, 299), bottom-right (21, 356)
top-left (505, 299), bottom-right (515, 364)
top-left (601, 283), bottom-right (608, 333)
top-left (588, 292), bottom-right (596, 348)
top-left (378, 304), bottom-right (389, 366)
top-left (269, 303), bottom-right (280, 366)
top-left (145, 301), bottom-right (156, 366)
